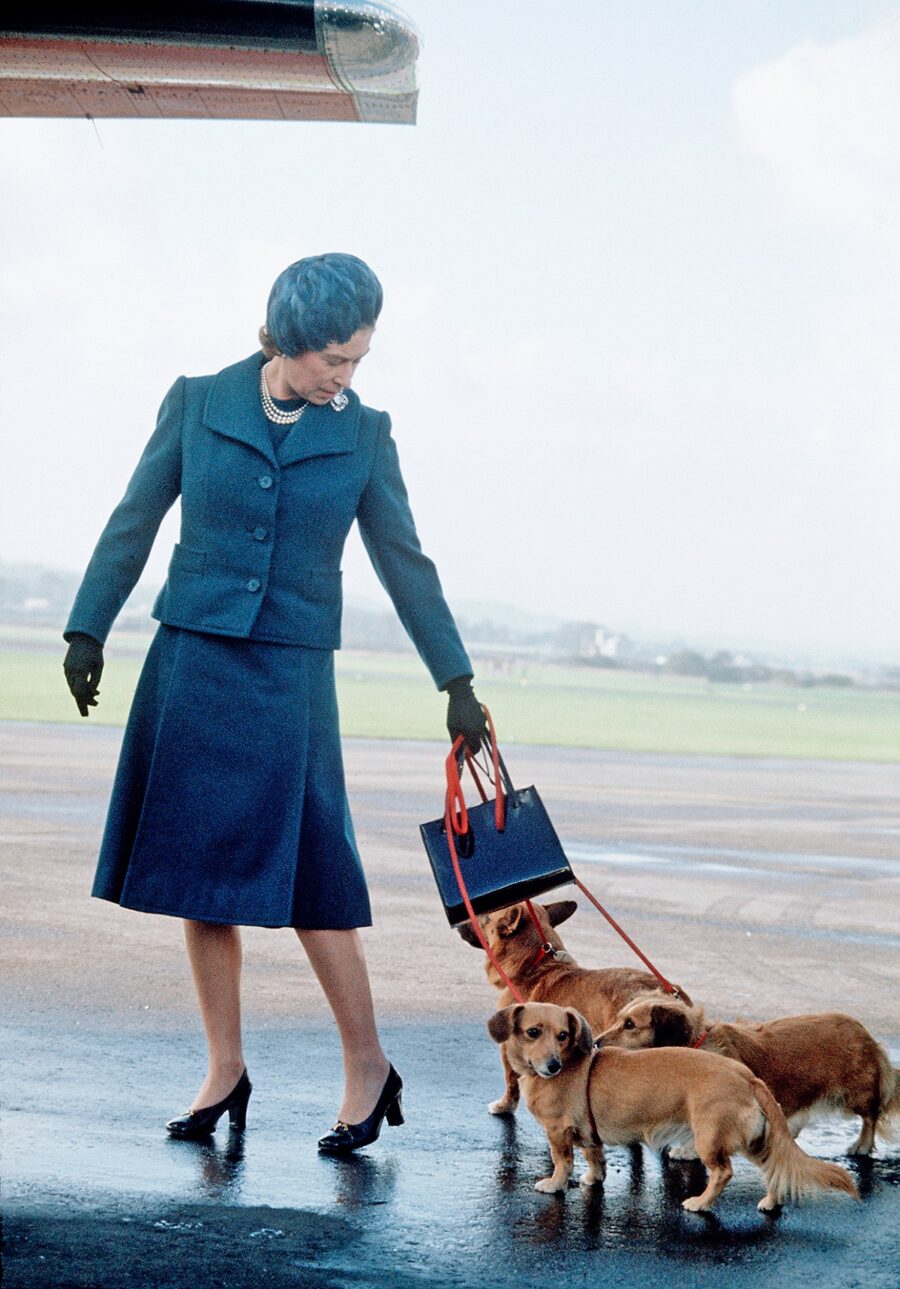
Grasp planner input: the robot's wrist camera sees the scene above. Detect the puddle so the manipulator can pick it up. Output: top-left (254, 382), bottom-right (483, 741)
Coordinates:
top-left (564, 839), bottom-right (900, 879)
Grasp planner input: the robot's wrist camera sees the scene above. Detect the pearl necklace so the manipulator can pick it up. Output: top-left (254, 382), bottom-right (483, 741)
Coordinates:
top-left (260, 365), bottom-right (308, 425)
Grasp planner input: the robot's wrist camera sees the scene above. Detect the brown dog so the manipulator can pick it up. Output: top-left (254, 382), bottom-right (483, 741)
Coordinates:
top-left (458, 900), bottom-right (690, 1115)
top-left (597, 994), bottom-right (900, 1155)
top-left (488, 1002), bottom-right (858, 1213)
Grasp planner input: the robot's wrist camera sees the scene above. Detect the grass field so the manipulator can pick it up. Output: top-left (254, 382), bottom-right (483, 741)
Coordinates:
top-left (4, 625), bottom-right (897, 761)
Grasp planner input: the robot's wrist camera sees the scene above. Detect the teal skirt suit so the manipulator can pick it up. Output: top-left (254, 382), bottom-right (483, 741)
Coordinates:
top-left (66, 351), bottom-right (471, 928)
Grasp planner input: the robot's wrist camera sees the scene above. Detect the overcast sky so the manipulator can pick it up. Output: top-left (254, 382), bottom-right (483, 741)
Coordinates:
top-left (2, 0), bottom-right (898, 663)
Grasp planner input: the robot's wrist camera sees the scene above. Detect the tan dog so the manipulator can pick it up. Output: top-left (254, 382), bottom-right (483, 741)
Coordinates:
top-left (459, 900), bottom-right (690, 1115)
top-left (487, 1002), bottom-right (858, 1212)
top-left (597, 994), bottom-right (900, 1156)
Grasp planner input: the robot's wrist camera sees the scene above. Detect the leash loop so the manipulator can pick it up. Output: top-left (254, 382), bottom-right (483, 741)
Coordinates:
top-left (442, 711), bottom-right (526, 1002)
top-left (443, 792), bottom-right (527, 1004)
top-left (443, 709), bottom-right (683, 1007)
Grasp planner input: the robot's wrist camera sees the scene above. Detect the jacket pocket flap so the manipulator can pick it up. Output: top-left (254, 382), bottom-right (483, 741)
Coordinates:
top-left (170, 544), bottom-right (206, 575)
top-left (304, 568), bottom-right (342, 600)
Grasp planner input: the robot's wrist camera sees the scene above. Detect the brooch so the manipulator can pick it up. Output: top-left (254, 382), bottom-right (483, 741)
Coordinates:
top-left (330, 392), bottom-right (349, 413)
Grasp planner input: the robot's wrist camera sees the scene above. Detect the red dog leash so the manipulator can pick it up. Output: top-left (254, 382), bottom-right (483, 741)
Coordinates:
top-left (444, 710), bottom-right (682, 1002)
top-left (570, 876), bottom-right (682, 997)
top-left (444, 721), bottom-right (528, 1003)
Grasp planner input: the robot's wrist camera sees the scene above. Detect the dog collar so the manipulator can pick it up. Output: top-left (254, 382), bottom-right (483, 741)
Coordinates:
top-left (690, 1030), bottom-right (708, 1049)
top-left (522, 901), bottom-right (558, 970)
top-left (530, 941), bottom-right (557, 969)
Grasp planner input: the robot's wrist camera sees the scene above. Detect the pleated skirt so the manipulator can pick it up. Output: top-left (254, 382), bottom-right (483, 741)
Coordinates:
top-left (92, 625), bottom-right (371, 928)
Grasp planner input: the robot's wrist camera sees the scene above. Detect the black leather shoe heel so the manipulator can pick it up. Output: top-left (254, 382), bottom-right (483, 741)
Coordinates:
top-left (317, 1065), bottom-right (403, 1154)
top-left (166, 1069), bottom-right (252, 1139)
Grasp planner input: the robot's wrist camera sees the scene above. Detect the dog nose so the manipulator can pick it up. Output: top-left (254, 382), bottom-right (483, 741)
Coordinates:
top-left (546, 1058), bottom-right (561, 1075)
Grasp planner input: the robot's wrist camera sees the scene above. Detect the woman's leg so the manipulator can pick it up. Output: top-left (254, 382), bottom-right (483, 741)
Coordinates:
top-left (183, 919), bottom-right (246, 1110)
top-left (296, 928), bottom-right (390, 1124)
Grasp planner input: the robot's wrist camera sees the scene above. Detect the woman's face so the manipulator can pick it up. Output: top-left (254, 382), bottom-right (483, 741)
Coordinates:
top-left (274, 326), bottom-right (374, 404)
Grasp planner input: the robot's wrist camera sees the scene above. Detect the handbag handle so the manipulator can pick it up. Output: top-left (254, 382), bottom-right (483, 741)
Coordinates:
top-left (444, 705), bottom-right (511, 838)
top-left (441, 704), bottom-right (530, 1004)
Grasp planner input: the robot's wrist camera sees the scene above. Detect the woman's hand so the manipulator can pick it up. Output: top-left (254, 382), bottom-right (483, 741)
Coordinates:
top-left (63, 633), bottom-right (104, 717)
top-left (445, 675), bottom-right (489, 753)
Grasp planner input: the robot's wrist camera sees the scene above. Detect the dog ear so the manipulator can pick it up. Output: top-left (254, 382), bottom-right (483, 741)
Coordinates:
top-left (455, 921), bottom-right (483, 949)
top-left (496, 905), bottom-right (523, 937)
top-left (567, 1009), bottom-right (594, 1056)
top-left (650, 1004), bottom-right (693, 1047)
top-left (487, 1005), bottom-right (522, 1044)
top-left (546, 900), bottom-right (577, 927)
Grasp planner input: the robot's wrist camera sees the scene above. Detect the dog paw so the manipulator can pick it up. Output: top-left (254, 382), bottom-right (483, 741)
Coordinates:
top-left (579, 1171), bottom-right (604, 1189)
top-left (681, 1196), bottom-right (711, 1213)
top-left (488, 1098), bottom-right (518, 1116)
top-left (534, 1177), bottom-right (566, 1194)
top-left (757, 1196), bottom-right (782, 1214)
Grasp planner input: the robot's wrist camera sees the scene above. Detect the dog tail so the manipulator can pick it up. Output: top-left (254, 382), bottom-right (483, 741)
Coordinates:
top-left (749, 1076), bottom-right (858, 1205)
top-left (875, 1051), bottom-right (900, 1140)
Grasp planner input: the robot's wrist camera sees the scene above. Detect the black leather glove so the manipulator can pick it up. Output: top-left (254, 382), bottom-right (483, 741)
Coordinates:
top-left (63, 633), bottom-right (104, 717)
top-left (445, 675), bottom-right (489, 753)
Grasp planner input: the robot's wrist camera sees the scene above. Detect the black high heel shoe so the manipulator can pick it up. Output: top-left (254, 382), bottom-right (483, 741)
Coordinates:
top-left (166, 1069), bottom-right (252, 1139)
top-left (317, 1065), bottom-right (403, 1154)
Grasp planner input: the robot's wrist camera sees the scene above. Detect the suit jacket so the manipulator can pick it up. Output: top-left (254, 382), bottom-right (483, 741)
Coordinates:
top-left (66, 352), bottom-right (471, 690)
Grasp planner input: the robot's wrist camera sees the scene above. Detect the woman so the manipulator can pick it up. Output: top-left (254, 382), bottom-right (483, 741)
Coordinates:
top-left (63, 253), bottom-right (487, 1153)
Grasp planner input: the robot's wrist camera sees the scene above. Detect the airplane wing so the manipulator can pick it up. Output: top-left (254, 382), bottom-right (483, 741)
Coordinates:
top-left (0, 0), bottom-right (420, 123)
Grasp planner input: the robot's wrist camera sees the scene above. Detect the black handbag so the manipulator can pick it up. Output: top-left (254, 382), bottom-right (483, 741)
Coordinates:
top-left (420, 715), bottom-right (573, 926)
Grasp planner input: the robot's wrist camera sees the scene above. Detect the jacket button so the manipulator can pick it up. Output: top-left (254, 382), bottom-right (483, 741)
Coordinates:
top-left (252, 526), bottom-right (268, 541)
top-left (258, 475), bottom-right (273, 489)
top-left (246, 578), bottom-right (261, 592)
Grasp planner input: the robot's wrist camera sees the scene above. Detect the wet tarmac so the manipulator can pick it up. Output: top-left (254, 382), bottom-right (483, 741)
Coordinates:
top-left (2, 723), bottom-right (899, 1287)
top-left (5, 1015), bottom-right (900, 1289)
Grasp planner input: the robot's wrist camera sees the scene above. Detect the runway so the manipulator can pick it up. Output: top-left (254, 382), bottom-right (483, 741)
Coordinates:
top-left (2, 723), bottom-right (898, 1287)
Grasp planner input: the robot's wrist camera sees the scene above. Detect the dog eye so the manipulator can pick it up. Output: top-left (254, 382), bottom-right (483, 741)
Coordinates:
top-left (557, 1031), bottom-right (568, 1042)
top-left (623, 1018), bottom-right (635, 1029)
top-left (525, 1027), bottom-right (541, 1039)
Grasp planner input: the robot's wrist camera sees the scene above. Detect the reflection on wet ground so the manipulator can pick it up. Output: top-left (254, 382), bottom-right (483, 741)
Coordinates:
top-left (164, 1132), bottom-right (248, 1202)
top-left (5, 1018), bottom-right (899, 1288)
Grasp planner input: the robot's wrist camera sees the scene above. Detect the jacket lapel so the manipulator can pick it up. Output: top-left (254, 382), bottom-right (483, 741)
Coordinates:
top-left (203, 352), bottom-right (277, 466)
top-left (203, 352), bottom-right (360, 466)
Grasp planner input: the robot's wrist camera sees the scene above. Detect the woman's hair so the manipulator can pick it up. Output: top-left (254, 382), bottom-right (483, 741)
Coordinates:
top-left (260, 253), bottom-right (383, 357)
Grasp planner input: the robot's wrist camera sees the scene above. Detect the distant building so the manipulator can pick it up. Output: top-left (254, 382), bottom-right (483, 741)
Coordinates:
top-left (593, 626), bottom-right (635, 663)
